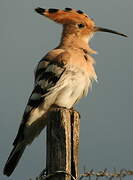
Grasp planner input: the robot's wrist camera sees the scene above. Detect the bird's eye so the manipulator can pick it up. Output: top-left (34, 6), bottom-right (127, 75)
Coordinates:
top-left (77, 23), bottom-right (85, 28)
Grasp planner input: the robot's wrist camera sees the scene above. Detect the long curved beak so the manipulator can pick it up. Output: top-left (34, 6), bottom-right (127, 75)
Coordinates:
top-left (94, 27), bottom-right (128, 37)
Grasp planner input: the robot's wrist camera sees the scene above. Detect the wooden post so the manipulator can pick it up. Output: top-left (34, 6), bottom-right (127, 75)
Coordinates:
top-left (46, 108), bottom-right (80, 180)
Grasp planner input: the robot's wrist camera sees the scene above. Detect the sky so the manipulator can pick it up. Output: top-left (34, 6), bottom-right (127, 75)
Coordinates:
top-left (0, 0), bottom-right (132, 179)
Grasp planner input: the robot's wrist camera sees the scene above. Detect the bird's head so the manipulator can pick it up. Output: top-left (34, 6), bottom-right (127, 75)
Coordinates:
top-left (35, 7), bottom-right (127, 52)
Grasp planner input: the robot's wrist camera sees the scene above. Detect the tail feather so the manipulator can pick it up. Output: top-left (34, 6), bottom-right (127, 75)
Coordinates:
top-left (3, 144), bottom-right (26, 176)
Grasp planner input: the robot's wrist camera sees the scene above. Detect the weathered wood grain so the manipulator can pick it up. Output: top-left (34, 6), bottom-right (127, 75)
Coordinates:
top-left (46, 108), bottom-right (80, 180)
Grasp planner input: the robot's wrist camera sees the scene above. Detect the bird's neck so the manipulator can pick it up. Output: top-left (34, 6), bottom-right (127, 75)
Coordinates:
top-left (58, 28), bottom-right (97, 55)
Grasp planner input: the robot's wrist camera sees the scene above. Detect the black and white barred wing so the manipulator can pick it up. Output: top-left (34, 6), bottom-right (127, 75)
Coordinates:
top-left (3, 59), bottom-right (68, 176)
top-left (13, 59), bottom-right (66, 145)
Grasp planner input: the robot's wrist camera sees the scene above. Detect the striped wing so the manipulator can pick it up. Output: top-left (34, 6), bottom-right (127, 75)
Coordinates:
top-left (13, 58), bottom-right (66, 145)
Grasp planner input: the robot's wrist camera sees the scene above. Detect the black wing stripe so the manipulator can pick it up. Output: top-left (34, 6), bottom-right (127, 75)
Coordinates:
top-left (38, 71), bottom-right (59, 83)
top-left (35, 68), bottom-right (46, 80)
top-left (39, 57), bottom-right (50, 63)
top-left (34, 85), bottom-right (46, 94)
top-left (28, 98), bottom-right (43, 108)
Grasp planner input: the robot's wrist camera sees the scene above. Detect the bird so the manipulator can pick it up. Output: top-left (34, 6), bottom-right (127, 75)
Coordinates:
top-left (3, 7), bottom-right (127, 176)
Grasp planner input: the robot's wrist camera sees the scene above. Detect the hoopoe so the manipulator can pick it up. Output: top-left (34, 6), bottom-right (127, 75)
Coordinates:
top-left (3, 7), bottom-right (127, 176)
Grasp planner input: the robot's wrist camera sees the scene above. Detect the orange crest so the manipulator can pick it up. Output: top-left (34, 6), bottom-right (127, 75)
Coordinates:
top-left (35, 7), bottom-right (127, 38)
top-left (35, 7), bottom-right (95, 27)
